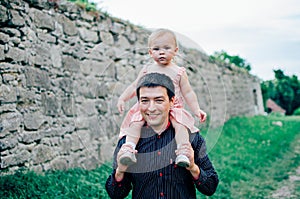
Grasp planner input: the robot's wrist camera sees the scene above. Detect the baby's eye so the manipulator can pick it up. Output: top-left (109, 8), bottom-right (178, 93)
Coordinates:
top-left (152, 47), bottom-right (159, 51)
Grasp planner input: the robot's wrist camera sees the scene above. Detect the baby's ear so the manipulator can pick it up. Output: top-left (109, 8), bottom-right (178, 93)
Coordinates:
top-left (174, 47), bottom-right (179, 53)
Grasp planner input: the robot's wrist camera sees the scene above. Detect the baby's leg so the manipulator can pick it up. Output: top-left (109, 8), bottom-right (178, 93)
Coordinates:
top-left (170, 117), bottom-right (190, 167)
top-left (120, 120), bottom-right (144, 166)
top-left (125, 120), bottom-right (144, 149)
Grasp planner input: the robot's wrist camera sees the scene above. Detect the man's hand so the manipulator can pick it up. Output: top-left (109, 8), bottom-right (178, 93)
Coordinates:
top-left (175, 143), bottom-right (200, 179)
top-left (115, 144), bottom-right (137, 181)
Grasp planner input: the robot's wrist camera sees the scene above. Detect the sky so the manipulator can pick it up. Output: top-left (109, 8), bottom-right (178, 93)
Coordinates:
top-left (90, 0), bottom-right (300, 80)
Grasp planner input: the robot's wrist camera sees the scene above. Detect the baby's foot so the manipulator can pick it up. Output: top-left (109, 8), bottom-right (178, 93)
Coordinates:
top-left (175, 154), bottom-right (190, 167)
top-left (119, 147), bottom-right (137, 166)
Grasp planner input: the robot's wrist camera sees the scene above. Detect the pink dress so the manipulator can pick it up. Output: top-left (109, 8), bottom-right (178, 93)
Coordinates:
top-left (119, 67), bottom-right (199, 138)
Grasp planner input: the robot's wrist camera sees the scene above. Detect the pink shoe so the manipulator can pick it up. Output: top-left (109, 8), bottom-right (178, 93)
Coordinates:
top-left (175, 154), bottom-right (190, 167)
top-left (119, 151), bottom-right (137, 166)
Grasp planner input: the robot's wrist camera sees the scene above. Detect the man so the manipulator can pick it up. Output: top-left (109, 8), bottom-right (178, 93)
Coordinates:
top-left (105, 73), bottom-right (219, 199)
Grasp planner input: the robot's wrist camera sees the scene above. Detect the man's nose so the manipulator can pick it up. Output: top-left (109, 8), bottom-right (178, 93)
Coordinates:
top-left (147, 100), bottom-right (156, 111)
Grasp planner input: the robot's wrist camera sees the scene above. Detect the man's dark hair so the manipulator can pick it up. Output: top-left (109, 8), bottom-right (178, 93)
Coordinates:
top-left (136, 73), bottom-right (175, 100)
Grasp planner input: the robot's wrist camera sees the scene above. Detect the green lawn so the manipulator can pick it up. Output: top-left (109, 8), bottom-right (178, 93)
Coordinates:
top-left (200, 115), bottom-right (300, 199)
top-left (1, 115), bottom-right (299, 199)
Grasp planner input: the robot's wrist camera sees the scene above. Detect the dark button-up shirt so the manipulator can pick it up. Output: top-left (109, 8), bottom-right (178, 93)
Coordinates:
top-left (105, 124), bottom-right (219, 199)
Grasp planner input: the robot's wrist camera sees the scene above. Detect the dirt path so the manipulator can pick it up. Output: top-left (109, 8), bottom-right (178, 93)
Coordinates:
top-left (270, 137), bottom-right (300, 198)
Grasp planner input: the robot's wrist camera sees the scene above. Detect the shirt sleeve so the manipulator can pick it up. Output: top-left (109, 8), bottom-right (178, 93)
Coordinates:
top-left (105, 170), bottom-right (132, 199)
top-left (192, 133), bottom-right (219, 196)
top-left (105, 137), bottom-right (132, 199)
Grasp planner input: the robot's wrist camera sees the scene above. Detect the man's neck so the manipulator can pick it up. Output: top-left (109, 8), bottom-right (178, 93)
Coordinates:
top-left (152, 119), bottom-right (170, 135)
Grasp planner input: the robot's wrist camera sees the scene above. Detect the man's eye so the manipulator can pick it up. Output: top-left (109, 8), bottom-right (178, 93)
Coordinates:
top-left (156, 100), bottom-right (164, 103)
top-left (141, 100), bottom-right (149, 103)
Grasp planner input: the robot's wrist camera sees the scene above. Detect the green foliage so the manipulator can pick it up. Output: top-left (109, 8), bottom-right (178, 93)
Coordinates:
top-left (199, 115), bottom-right (300, 198)
top-left (268, 111), bottom-right (285, 117)
top-left (0, 163), bottom-right (113, 199)
top-left (209, 50), bottom-right (251, 71)
top-left (261, 80), bottom-right (276, 112)
top-left (68, 0), bottom-right (98, 12)
top-left (293, 107), bottom-right (300, 115)
top-left (1, 116), bottom-right (300, 198)
top-left (261, 69), bottom-right (300, 115)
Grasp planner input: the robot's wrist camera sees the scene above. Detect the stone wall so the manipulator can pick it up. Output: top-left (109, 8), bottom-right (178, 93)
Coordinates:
top-left (0, 0), bottom-right (264, 174)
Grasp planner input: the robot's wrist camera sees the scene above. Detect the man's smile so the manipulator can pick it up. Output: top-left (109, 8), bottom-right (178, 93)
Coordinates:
top-left (146, 113), bottom-right (160, 119)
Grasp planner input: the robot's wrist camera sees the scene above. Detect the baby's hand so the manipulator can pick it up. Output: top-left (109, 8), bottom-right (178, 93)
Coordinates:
top-left (198, 110), bottom-right (207, 123)
top-left (117, 99), bottom-right (125, 114)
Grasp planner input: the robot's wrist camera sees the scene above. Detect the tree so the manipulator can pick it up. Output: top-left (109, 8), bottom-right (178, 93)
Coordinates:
top-left (261, 80), bottom-right (276, 112)
top-left (261, 69), bottom-right (300, 115)
top-left (209, 50), bottom-right (251, 71)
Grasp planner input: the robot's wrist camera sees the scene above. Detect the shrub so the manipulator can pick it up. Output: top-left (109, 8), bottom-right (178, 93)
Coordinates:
top-left (293, 107), bottom-right (300, 115)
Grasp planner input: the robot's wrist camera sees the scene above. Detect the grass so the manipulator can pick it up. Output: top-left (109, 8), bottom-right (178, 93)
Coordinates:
top-left (1, 115), bottom-right (299, 198)
top-left (0, 163), bottom-right (113, 199)
top-left (199, 115), bottom-right (300, 198)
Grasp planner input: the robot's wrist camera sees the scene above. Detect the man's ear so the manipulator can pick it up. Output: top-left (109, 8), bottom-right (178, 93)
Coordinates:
top-left (170, 96), bottom-right (175, 106)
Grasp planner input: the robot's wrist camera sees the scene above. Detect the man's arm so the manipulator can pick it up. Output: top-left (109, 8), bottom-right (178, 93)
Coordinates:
top-left (191, 133), bottom-right (219, 196)
top-left (105, 138), bottom-right (133, 199)
top-left (105, 169), bottom-right (132, 199)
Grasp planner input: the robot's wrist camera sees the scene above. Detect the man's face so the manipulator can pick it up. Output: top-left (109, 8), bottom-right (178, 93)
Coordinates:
top-left (139, 86), bottom-right (174, 133)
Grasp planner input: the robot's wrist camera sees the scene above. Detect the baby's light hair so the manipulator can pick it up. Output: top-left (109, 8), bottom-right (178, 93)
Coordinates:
top-left (148, 28), bottom-right (178, 48)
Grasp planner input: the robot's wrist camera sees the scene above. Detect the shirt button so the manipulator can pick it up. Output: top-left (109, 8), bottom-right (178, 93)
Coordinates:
top-left (159, 172), bottom-right (163, 177)
top-left (157, 151), bottom-right (161, 155)
top-left (160, 192), bottom-right (164, 196)
top-left (157, 135), bottom-right (161, 139)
